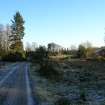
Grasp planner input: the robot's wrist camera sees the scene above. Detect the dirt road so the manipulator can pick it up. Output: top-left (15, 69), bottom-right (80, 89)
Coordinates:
top-left (0, 62), bottom-right (36, 105)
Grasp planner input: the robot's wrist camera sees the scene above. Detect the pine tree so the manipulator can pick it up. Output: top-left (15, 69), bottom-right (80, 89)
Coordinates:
top-left (10, 11), bottom-right (25, 52)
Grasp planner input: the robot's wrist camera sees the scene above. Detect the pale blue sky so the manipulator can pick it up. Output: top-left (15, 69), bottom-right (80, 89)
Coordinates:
top-left (0, 0), bottom-right (105, 48)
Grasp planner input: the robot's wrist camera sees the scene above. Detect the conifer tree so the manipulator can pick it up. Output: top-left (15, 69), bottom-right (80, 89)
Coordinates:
top-left (10, 11), bottom-right (25, 52)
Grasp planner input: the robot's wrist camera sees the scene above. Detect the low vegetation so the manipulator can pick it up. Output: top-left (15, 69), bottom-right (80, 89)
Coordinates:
top-left (38, 62), bottom-right (63, 82)
top-left (2, 52), bottom-right (25, 62)
top-left (30, 59), bottom-right (105, 105)
top-left (55, 97), bottom-right (70, 105)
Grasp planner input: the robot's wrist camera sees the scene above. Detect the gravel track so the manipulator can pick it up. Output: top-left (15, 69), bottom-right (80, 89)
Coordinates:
top-left (0, 63), bottom-right (35, 105)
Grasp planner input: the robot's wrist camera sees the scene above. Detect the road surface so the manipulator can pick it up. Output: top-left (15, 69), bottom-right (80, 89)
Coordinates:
top-left (0, 62), bottom-right (36, 105)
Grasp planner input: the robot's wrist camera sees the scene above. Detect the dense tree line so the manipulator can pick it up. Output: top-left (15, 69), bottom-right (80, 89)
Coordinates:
top-left (0, 11), bottom-right (25, 61)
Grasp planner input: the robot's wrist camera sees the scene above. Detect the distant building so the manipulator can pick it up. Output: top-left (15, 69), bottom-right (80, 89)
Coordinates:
top-left (95, 47), bottom-right (105, 57)
top-left (48, 42), bottom-right (64, 52)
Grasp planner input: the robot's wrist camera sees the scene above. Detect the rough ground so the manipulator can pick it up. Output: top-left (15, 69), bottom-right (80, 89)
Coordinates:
top-left (30, 60), bottom-right (105, 105)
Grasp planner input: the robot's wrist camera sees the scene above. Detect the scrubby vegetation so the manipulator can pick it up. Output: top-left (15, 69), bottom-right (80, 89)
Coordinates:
top-left (2, 52), bottom-right (25, 62)
top-left (38, 61), bottom-right (63, 82)
top-left (30, 59), bottom-right (105, 105)
top-left (55, 97), bottom-right (70, 105)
